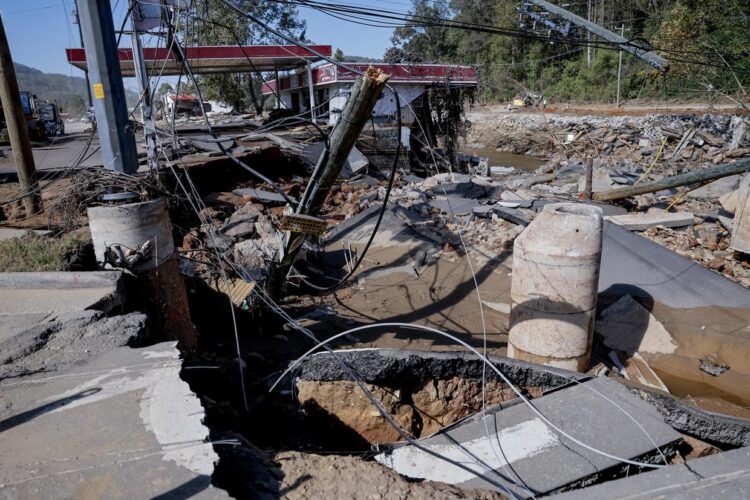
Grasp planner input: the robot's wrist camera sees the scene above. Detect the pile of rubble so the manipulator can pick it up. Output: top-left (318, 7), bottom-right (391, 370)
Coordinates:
top-left (468, 112), bottom-right (750, 174)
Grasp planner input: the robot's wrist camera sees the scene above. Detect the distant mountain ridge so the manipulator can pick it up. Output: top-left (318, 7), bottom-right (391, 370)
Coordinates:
top-left (12, 63), bottom-right (138, 116)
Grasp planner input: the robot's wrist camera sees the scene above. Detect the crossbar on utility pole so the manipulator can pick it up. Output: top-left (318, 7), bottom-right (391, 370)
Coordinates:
top-left (78, 0), bottom-right (138, 174)
top-left (0, 15), bottom-right (42, 214)
top-left (526, 0), bottom-right (668, 72)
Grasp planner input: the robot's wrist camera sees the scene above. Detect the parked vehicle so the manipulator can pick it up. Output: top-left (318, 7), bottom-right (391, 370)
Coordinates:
top-left (0, 91), bottom-right (47, 142)
top-left (37, 101), bottom-right (65, 137)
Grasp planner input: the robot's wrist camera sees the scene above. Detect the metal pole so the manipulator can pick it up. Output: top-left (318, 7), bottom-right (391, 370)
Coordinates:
top-left (72, 0), bottom-right (93, 108)
top-left (586, 0), bottom-right (592, 68)
top-left (306, 62), bottom-right (316, 121)
top-left (0, 15), bottom-right (41, 214)
top-left (616, 24), bottom-right (624, 107)
top-left (129, 0), bottom-right (158, 171)
top-left (77, 0), bottom-right (138, 174)
top-left (275, 68), bottom-right (280, 110)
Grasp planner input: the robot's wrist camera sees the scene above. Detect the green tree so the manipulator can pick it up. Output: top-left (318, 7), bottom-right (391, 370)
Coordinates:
top-left (187, 0), bottom-right (307, 113)
top-left (391, 0), bottom-right (455, 62)
top-left (334, 48), bottom-right (344, 61)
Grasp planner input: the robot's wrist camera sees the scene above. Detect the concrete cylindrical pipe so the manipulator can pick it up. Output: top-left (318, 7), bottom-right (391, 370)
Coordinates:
top-left (508, 203), bottom-right (603, 372)
top-left (731, 174), bottom-right (750, 254)
top-left (88, 198), bottom-right (174, 272)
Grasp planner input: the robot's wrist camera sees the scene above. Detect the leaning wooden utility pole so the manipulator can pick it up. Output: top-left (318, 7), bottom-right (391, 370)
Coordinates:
top-left (267, 67), bottom-right (390, 297)
top-left (593, 158), bottom-right (750, 202)
top-left (0, 15), bottom-right (42, 215)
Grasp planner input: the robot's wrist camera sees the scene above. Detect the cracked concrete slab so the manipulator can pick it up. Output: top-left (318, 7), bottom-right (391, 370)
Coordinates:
top-left (552, 446), bottom-right (750, 499)
top-left (0, 342), bottom-right (227, 498)
top-left (599, 222), bottom-right (750, 308)
top-left (375, 377), bottom-right (681, 497)
top-left (0, 271), bottom-right (125, 316)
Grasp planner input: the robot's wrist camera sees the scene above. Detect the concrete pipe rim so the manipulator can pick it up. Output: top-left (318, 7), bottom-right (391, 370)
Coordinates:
top-left (543, 202), bottom-right (603, 218)
top-left (87, 198), bottom-right (167, 212)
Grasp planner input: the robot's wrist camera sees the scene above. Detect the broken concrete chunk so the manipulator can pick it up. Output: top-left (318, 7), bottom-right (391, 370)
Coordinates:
top-left (472, 205), bottom-right (494, 218)
top-left (596, 295), bottom-right (678, 355)
top-left (626, 352), bottom-right (670, 393)
top-left (223, 221), bottom-right (256, 238)
top-left (492, 206), bottom-right (531, 226)
top-left (720, 188), bottom-right (739, 213)
top-left (577, 168), bottom-right (614, 194)
top-left (605, 211), bottom-right (694, 231)
top-left (687, 174), bottom-right (741, 200)
top-left (699, 356), bottom-right (729, 377)
top-left (233, 188), bottom-right (287, 204)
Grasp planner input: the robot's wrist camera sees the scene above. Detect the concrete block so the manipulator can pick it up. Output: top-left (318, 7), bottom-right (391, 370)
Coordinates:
top-left (492, 206), bottom-right (531, 226)
top-left (687, 174), bottom-right (740, 200)
top-left (596, 295), bottom-right (678, 355)
top-left (375, 377), bottom-right (681, 497)
top-left (605, 211), bottom-right (694, 231)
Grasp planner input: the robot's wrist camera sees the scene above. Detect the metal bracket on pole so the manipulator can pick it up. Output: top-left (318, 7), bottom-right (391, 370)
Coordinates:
top-left (306, 62), bottom-right (316, 121)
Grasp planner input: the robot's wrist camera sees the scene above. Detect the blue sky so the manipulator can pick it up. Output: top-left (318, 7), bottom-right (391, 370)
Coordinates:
top-left (0, 0), bottom-right (403, 81)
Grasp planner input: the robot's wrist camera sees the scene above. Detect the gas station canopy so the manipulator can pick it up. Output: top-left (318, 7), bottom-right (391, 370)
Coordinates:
top-left (65, 45), bottom-right (332, 77)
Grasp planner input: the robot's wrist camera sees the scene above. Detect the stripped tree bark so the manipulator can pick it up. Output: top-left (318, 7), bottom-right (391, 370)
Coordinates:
top-left (267, 67), bottom-right (390, 297)
top-left (593, 158), bottom-right (750, 202)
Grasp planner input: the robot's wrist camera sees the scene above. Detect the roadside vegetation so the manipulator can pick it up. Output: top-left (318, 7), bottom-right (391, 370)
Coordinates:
top-left (0, 233), bottom-right (86, 272)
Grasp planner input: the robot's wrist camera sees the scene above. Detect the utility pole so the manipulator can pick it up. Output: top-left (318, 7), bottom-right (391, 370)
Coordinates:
top-left (77, 0), bottom-right (138, 174)
top-left (616, 24), bottom-right (624, 107)
top-left (586, 0), bottom-right (592, 68)
top-left (267, 68), bottom-right (390, 297)
top-left (72, 1), bottom-right (93, 108)
top-left (526, 0), bottom-right (668, 72)
top-left (129, 0), bottom-right (158, 171)
top-left (0, 15), bottom-right (42, 214)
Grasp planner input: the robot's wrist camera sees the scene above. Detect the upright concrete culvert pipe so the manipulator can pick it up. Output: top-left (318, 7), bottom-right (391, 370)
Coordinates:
top-left (508, 203), bottom-right (603, 372)
top-left (87, 198), bottom-right (174, 271)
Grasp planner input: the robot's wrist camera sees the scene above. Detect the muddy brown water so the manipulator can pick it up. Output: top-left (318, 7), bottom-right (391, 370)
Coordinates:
top-left (313, 242), bottom-right (750, 421)
top-left (462, 147), bottom-right (546, 172)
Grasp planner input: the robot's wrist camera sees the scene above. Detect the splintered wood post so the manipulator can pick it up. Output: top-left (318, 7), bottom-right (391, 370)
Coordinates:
top-left (583, 157), bottom-right (593, 199)
top-left (267, 67), bottom-right (390, 297)
top-left (0, 15), bottom-right (41, 215)
top-left (593, 158), bottom-right (750, 202)
top-left (305, 67), bottom-right (390, 214)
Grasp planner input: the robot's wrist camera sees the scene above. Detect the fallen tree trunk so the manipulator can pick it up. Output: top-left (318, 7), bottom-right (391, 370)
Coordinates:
top-left (593, 158), bottom-right (750, 202)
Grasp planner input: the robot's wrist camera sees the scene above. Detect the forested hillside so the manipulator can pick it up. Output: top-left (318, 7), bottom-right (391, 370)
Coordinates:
top-left (13, 63), bottom-right (89, 116)
top-left (388, 0), bottom-right (750, 102)
top-left (13, 63), bottom-right (139, 116)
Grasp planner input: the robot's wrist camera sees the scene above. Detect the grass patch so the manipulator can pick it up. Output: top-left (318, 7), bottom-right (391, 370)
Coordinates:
top-left (0, 233), bottom-right (83, 272)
